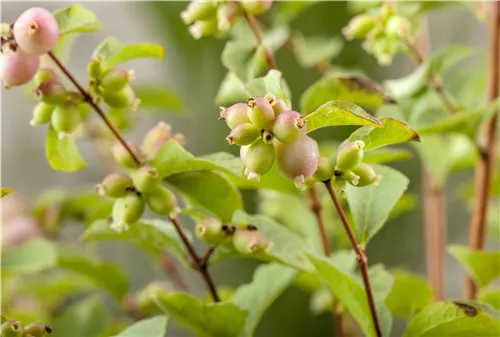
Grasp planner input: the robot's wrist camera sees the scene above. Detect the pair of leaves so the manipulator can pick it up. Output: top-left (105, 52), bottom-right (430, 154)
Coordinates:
top-left (449, 245), bottom-right (500, 288)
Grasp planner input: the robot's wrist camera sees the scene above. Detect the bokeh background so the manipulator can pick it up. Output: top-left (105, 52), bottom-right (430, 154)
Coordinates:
top-left (1, 2), bottom-right (494, 336)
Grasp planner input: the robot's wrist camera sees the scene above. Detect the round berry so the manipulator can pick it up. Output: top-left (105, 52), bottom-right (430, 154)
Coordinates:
top-left (33, 67), bottom-right (58, 86)
top-left (23, 322), bottom-right (52, 337)
top-left (271, 110), bottom-right (307, 143)
top-left (232, 228), bottom-right (271, 255)
top-left (96, 173), bottom-right (133, 198)
top-left (112, 192), bottom-right (145, 232)
top-left (265, 94), bottom-right (288, 117)
top-left (247, 97), bottom-right (275, 129)
top-left (111, 141), bottom-right (141, 168)
top-left (226, 122), bottom-right (260, 146)
top-left (343, 14), bottom-right (376, 40)
top-left (13, 7), bottom-right (59, 55)
top-left (142, 122), bottom-right (173, 159)
top-left (336, 140), bottom-right (365, 171)
top-left (132, 165), bottom-right (161, 193)
top-left (219, 103), bottom-right (250, 129)
top-left (1, 48), bottom-right (40, 87)
top-left (102, 85), bottom-right (140, 110)
top-left (351, 163), bottom-right (382, 186)
top-left (244, 139), bottom-right (275, 181)
top-left (240, 1), bottom-right (273, 15)
top-left (145, 185), bottom-right (180, 218)
top-left (313, 157), bottom-right (335, 182)
top-left (196, 217), bottom-right (226, 245)
top-left (1, 319), bottom-right (23, 337)
top-left (51, 101), bottom-right (81, 138)
top-left (101, 68), bottom-right (135, 92)
top-left (30, 101), bottom-right (54, 126)
top-left (181, 1), bottom-right (217, 25)
top-left (34, 79), bottom-right (66, 104)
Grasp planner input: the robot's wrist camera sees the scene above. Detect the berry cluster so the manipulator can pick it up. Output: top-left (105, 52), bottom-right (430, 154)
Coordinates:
top-left (1, 319), bottom-right (51, 337)
top-left (221, 95), bottom-right (319, 188)
top-left (181, 1), bottom-right (272, 40)
top-left (343, 5), bottom-right (411, 65)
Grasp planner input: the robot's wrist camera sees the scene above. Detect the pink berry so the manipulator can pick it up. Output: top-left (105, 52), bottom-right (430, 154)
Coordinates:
top-left (1, 48), bottom-right (40, 87)
top-left (13, 7), bottom-right (59, 55)
top-left (271, 110), bottom-right (307, 143)
top-left (275, 135), bottom-right (320, 188)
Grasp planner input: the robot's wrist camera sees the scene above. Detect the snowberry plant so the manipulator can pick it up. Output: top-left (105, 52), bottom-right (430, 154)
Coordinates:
top-left (1, 2), bottom-right (499, 337)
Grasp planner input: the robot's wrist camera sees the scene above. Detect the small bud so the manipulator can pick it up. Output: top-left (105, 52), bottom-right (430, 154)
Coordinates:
top-left (240, 1), bottom-right (273, 15)
top-left (111, 142), bottom-right (141, 168)
top-left (232, 228), bottom-right (271, 254)
top-left (30, 102), bottom-right (54, 126)
top-left (96, 173), bottom-right (133, 198)
top-left (181, 1), bottom-right (218, 25)
top-left (261, 130), bottom-right (274, 144)
top-left (23, 322), bottom-right (52, 337)
top-left (265, 94), bottom-right (288, 117)
top-left (343, 14), bottom-right (376, 40)
top-left (275, 135), bottom-right (320, 188)
top-left (13, 7), bottom-right (59, 55)
top-left (196, 217), bottom-right (227, 245)
top-left (87, 55), bottom-right (105, 79)
top-left (244, 139), bottom-right (275, 181)
top-left (102, 86), bottom-right (140, 110)
top-left (33, 68), bottom-right (59, 87)
top-left (336, 140), bottom-right (365, 170)
top-left (142, 122), bottom-right (173, 159)
top-left (217, 2), bottom-right (241, 32)
top-left (100, 68), bottom-right (135, 92)
top-left (188, 18), bottom-right (219, 40)
top-left (219, 103), bottom-right (250, 129)
top-left (385, 15), bottom-right (411, 38)
top-left (1, 320), bottom-right (24, 337)
top-left (135, 282), bottom-right (169, 316)
top-left (313, 157), bottom-right (335, 182)
top-left (226, 123), bottom-right (259, 146)
top-left (1, 23), bottom-right (11, 36)
top-left (34, 80), bottom-right (66, 104)
top-left (112, 192), bottom-right (145, 232)
top-left (1, 49), bottom-right (40, 87)
top-left (351, 163), bottom-right (382, 186)
top-left (51, 101), bottom-right (81, 137)
top-left (132, 165), bottom-right (161, 193)
top-left (145, 185), bottom-right (180, 218)
top-left (247, 97), bottom-right (275, 129)
top-left (271, 110), bottom-right (307, 143)
top-left (341, 169), bottom-right (360, 186)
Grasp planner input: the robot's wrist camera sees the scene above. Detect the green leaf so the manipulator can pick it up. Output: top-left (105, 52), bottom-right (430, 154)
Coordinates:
top-left (346, 165), bottom-right (409, 244)
top-left (155, 292), bottom-right (247, 337)
top-left (384, 63), bottom-right (430, 100)
top-left (272, 1), bottom-right (319, 24)
top-left (403, 301), bottom-right (500, 337)
top-left (133, 84), bottom-right (186, 114)
top-left (292, 34), bottom-right (342, 68)
top-left (93, 37), bottom-right (164, 68)
top-left (50, 297), bottom-right (109, 337)
top-left (111, 316), bottom-right (168, 337)
top-left (306, 252), bottom-right (392, 337)
top-left (417, 108), bottom-right (487, 137)
top-left (305, 100), bottom-right (382, 133)
top-left (2, 239), bottom-right (58, 275)
top-left (81, 218), bottom-right (189, 262)
top-left (222, 41), bottom-right (264, 83)
top-left (301, 74), bottom-right (388, 113)
top-left (346, 117), bottom-right (420, 150)
top-left (363, 148), bottom-right (413, 164)
top-left (388, 193), bottom-right (417, 221)
top-left (448, 246), bottom-right (500, 288)
top-left (1, 187), bottom-right (14, 198)
top-left (46, 126), bottom-right (87, 172)
top-left (385, 271), bottom-right (433, 319)
top-left (245, 70), bottom-right (292, 108)
top-left (479, 288), bottom-right (500, 310)
top-left (215, 72), bottom-right (248, 106)
top-left (429, 46), bottom-right (473, 77)
top-left (231, 263), bottom-right (296, 337)
top-left (54, 4), bottom-right (102, 35)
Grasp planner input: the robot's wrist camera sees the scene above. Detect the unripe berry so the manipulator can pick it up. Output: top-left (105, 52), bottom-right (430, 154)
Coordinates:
top-left (181, 1), bottom-right (218, 25)
top-left (219, 103), bottom-right (250, 129)
top-left (240, 1), bottom-right (273, 15)
top-left (30, 102), bottom-right (54, 126)
top-left (244, 139), bottom-right (275, 181)
top-left (271, 110), bottom-right (307, 143)
top-left (112, 192), bottom-right (145, 232)
top-left (341, 169), bottom-right (360, 186)
top-left (188, 18), bottom-right (219, 40)
top-left (135, 282), bottom-right (169, 316)
top-left (195, 217), bottom-right (226, 245)
top-left (145, 185), bottom-right (180, 218)
top-left (385, 15), bottom-right (411, 38)
top-left (33, 68), bottom-right (58, 87)
top-left (265, 94), bottom-right (288, 117)
top-left (102, 86), bottom-right (140, 110)
top-left (275, 135), bottom-right (319, 188)
top-left (343, 14), bottom-right (376, 40)
top-left (313, 157), bottom-right (335, 182)
top-left (247, 97), bottom-right (275, 129)
top-left (226, 123), bottom-right (259, 146)
top-left (217, 2), bottom-right (241, 32)
top-left (23, 322), bottom-right (52, 337)
top-left (101, 68), bottom-right (135, 92)
top-left (13, 7), bottom-right (59, 55)
top-left (261, 130), bottom-right (274, 144)
top-left (232, 228), bottom-right (271, 255)
top-left (1, 320), bottom-right (24, 337)
top-left (1, 49), bottom-right (40, 87)
top-left (336, 140), bottom-right (365, 170)
top-left (34, 80), bottom-right (66, 104)
top-left (351, 163), bottom-right (382, 186)
top-left (142, 122), bottom-right (173, 159)
top-left (87, 55), bottom-right (105, 80)
top-left (334, 178), bottom-right (347, 198)
top-left (96, 173), bottom-right (133, 198)
top-left (132, 165), bottom-right (161, 193)
top-left (51, 101), bottom-right (81, 138)
top-left (1, 23), bottom-right (11, 36)
top-left (111, 142), bottom-right (141, 168)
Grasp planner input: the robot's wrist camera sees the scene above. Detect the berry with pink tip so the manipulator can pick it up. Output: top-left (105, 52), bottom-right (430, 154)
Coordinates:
top-left (101, 68), bottom-right (135, 92)
top-left (226, 122), bottom-right (259, 146)
top-left (265, 94), bottom-right (288, 117)
top-left (271, 110), bottom-right (307, 143)
top-left (97, 173), bottom-right (133, 198)
top-left (142, 122), bottom-right (173, 159)
top-left (34, 79), bottom-right (66, 104)
top-left (13, 7), bottom-right (59, 55)
top-left (33, 67), bottom-right (58, 86)
top-left (275, 135), bottom-right (320, 188)
top-left (219, 103), bottom-right (250, 129)
top-left (247, 97), bottom-right (275, 129)
top-left (244, 139), bottom-right (275, 181)
top-left (1, 49), bottom-right (40, 87)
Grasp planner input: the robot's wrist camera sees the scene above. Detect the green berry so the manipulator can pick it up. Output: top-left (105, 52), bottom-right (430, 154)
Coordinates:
top-left (33, 68), bottom-right (58, 87)
top-left (385, 15), bottom-right (411, 38)
top-left (34, 80), bottom-right (66, 104)
top-left (87, 55), bottom-right (105, 79)
top-left (1, 320), bottom-right (23, 337)
top-left (135, 282), bottom-right (169, 317)
top-left (217, 2), bottom-right (241, 32)
top-left (30, 102), bottom-right (54, 126)
top-left (261, 129), bottom-right (274, 144)
top-left (341, 169), bottom-right (361, 186)
top-left (343, 14), bottom-right (376, 40)
top-left (102, 86), bottom-right (140, 110)
top-left (112, 192), bottom-right (145, 232)
top-left (247, 97), bottom-right (275, 129)
top-left (23, 322), bottom-right (52, 337)
top-left (219, 103), bottom-right (250, 129)
top-left (96, 173), bottom-right (133, 198)
top-left (142, 122), bottom-right (173, 159)
top-left (111, 142), bottom-right (141, 168)
top-left (232, 228), bottom-right (271, 255)
top-left (313, 157), bottom-right (335, 182)
top-left (240, 1), bottom-right (273, 15)
top-left (51, 101), bottom-right (81, 138)
top-left (243, 139), bottom-right (275, 181)
top-left (271, 110), bottom-right (307, 143)
top-left (188, 17), bottom-right (219, 39)
top-left (181, 1), bottom-right (217, 25)
top-left (145, 185), bottom-right (180, 218)
top-left (195, 217), bottom-right (227, 245)
top-left (132, 165), bottom-right (161, 193)
top-left (336, 140), bottom-right (365, 170)
top-left (351, 163), bottom-right (382, 186)
top-left (101, 68), bottom-right (135, 92)
top-left (226, 122), bottom-right (260, 146)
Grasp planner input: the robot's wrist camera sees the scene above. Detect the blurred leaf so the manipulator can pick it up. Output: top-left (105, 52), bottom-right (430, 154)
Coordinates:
top-left (167, 171), bottom-right (242, 223)
top-left (305, 100), bottom-right (382, 133)
top-left (449, 135), bottom-right (480, 172)
top-left (403, 301), bottom-right (500, 337)
top-left (309, 288), bottom-right (333, 315)
top-left (82, 218), bottom-right (189, 262)
top-left (363, 148), bottom-right (413, 164)
top-left (272, 1), bottom-right (319, 24)
top-left (1, 316), bottom-right (6, 324)
top-left (429, 46), bottom-right (473, 77)
top-left (222, 41), bottom-right (266, 83)
top-left (111, 316), bottom-right (168, 337)
top-left (50, 297), bottom-right (109, 337)
top-left (388, 193), bottom-right (417, 220)
top-left (385, 63), bottom-right (430, 100)
top-left (46, 126), bottom-right (87, 172)
top-left (479, 288), bottom-right (500, 310)
top-left (246, 70), bottom-right (292, 108)
top-left (292, 34), bottom-right (342, 69)
top-left (1, 187), bottom-right (14, 198)
top-left (262, 26), bottom-right (291, 50)
top-left (346, 165), bottom-right (409, 244)
top-left (93, 37), bottom-right (164, 68)
top-left (385, 271), bottom-right (433, 319)
top-left (54, 4), bottom-right (102, 35)
top-left (52, 33), bottom-right (78, 62)
top-left (346, 118), bottom-right (420, 151)
top-left (215, 72), bottom-right (248, 106)
top-left (448, 246), bottom-right (500, 288)
top-left (487, 199), bottom-right (500, 243)
top-left (301, 74), bottom-right (387, 113)
top-left (400, 1), bottom-right (473, 17)
top-left (417, 109), bottom-right (486, 137)
top-left (155, 292), bottom-right (247, 337)
top-left (2, 239), bottom-right (57, 275)
top-left (449, 55), bottom-right (487, 108)
top-left (231, 263), bottom-right (296, 337)
top-left (134, 84), bottom-right (186, 114)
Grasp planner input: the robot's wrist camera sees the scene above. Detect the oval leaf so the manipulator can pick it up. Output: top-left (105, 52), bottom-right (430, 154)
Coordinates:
top-left (93, 37), bottom-right (164, 68)
top-left (46, 126), bottom-right (87, 172)
top-left (134, 84), bottom-right (186, 114)
top-left (54, 4), bottom-right (102, 35)
top-left (111, 316), bottom-right (168, 337)
top-left (2, 239), bottom-right (58, 275)
top-left (363, 148), bottom-right (413, 164)
top-left (292, 34), bottom-right (342, 69)
top-left (448, 245), bottom-right (500, 288)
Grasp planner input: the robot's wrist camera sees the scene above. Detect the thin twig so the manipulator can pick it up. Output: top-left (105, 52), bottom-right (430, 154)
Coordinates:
top-left (200, 246), bottom-right (216, 267)
top-left (324, 180), bottom-right (383, 337)
top-left (464, 1), bottom-right (500, 299)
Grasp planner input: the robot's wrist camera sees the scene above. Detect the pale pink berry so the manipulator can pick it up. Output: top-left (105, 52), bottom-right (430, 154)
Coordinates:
top-left (1, 48), bottom-right (40, 87)
top-left (271, 110), bottom-right (307, 143)
top-left (13, 7), bottom-right (59, 55)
